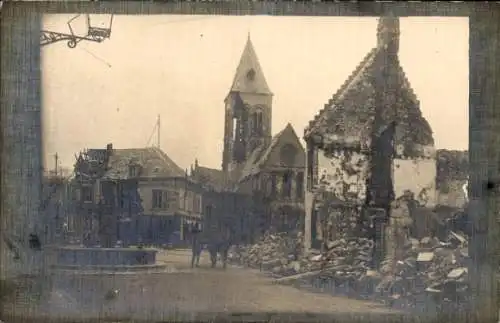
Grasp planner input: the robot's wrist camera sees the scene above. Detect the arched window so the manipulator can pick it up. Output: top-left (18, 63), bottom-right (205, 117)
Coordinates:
top-left (256, 112), bottom-right (263, 135)
top-left (280, 144), bottom-right (298, 167)
top-left (232, 117), bottom-right (238, 140)
top-left (252, 110), bottom-right (263, 135)
top-left (282, 171), bottom-right (293, 198)
top-left (252, 113), bottom-right (258, 134)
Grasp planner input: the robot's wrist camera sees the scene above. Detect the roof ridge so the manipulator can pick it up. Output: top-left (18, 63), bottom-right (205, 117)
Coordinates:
top-left (397, 63), bottom-right (419, 105)
top-left (151, 147), bottom-right (184, 175)
top-left (305, 48), bottom-right (378, 137)
top-left (238, 123), bottom-right (299, 183)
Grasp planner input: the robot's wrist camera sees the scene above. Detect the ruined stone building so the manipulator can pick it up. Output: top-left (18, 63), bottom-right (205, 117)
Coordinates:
top-left (191, 35), bottom-right (306, 238)
top-left (72, 144), bottom-right (203, 247)
top-left (303, 17), bottom-right (436, 250)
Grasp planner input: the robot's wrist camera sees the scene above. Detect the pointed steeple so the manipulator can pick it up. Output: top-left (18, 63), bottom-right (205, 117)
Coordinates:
top-left (377, 16), bottom-right (400, 55)
top-left (229, 35), bottom-right (272, 95)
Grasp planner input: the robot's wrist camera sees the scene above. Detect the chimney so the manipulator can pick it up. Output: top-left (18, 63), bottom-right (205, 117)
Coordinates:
top-left (105, 143), bottom-right (113, 167)
top-left (377, 16), bottom-right (400, 56)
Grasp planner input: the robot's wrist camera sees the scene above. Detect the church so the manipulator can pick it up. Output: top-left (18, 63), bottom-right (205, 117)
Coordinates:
top-left (191, 35), bottom-right (306, 238)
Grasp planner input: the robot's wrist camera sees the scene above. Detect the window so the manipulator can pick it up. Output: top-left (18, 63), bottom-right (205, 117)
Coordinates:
top-left (261, 176), bottom-right (269, 194)
top-left (257, 112), bottom-right (263, 135)
top-left (280, 144), bottom-right (298, 167)
top-left (205, 205), bottom-right (213, 223)
top-left (129, 165), bottom-right (139, 177)
top-left (179, 190), bottom-right (186, 209)
top-left (193, 194), bottom-right (202, 213)
top-left (282, 172), bottom-right (292, 198)
top-left (154, 190), bottom-right (165, 209)
top-left (82, 185), bottom-right (93, 202)
top-left (152, 189), bottom-right (178, 210)
top-left (232, 117), bottom-right (238, 141)
top-left (246, 68), bottom-right (255, 81)
top-left (252, 176), bottom-right (258, 191)
top-left (118, 184), bottom-right (125, 208)
top-left (252, 111), bottom-right (263, 136)
top-left (270, 174), bottom-right (277, 197)
top-left (72, 188), bottom-right (80, 201)
top-left (185, 191), bottom-right (193, 212)
top-left (296, 171), bottom-right (304, 199)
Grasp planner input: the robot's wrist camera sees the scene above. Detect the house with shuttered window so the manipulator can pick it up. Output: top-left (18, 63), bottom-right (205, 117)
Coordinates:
top-left (73, 143), bottom-right (203, 247)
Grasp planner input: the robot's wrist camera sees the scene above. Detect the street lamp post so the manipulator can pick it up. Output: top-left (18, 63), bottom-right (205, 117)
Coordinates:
top-left (41, 14), bottom-right (114, 48)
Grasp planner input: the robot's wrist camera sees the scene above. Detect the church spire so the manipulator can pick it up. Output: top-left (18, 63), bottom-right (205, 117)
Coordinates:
top-left (377, 16), bottom-right (400, 55)
top-left (228, 34), bottom-right (272, 95)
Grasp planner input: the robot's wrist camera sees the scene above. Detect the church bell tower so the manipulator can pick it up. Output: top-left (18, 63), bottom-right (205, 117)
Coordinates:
top-left (221, 34), bottom-right (273, 173)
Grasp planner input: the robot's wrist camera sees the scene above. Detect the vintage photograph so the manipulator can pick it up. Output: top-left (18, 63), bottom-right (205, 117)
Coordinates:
top-left (4, 12), bottom-right (470, 321)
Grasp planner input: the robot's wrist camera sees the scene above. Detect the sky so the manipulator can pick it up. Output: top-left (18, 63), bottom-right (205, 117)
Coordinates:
top-left (41, 15), bottom-right (469, 172)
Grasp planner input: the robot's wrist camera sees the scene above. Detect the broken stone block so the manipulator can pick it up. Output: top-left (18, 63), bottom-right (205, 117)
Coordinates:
top-left (447, 267), bottom-right (467, 279)
top-left (417, 252), bottom-right (435, 262)
top-left (289, 261), bottom-right (301, 273)
top-left (310, 254), bottom-right (323, 262)
top-left (449, 231), bottom-right (467, 247)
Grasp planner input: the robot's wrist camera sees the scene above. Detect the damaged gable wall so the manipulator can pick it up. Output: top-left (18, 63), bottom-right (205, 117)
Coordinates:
top-left (314, 147), bottom-right (437, 205)
top-left (317, 148), bottom-right (369, 204)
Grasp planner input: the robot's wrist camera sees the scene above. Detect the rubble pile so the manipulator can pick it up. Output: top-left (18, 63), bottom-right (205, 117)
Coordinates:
top-left (228, 203), bottom-right (472, 311)
top-left (229, 234), bottom-right (374, 279)
top-left (230, 228), bottom-right (471, 311)
top-left (368, 232), bottom-right (471, 310)
top-left (302, 232), bottom-right (470, 311)
top-left (308, 237), bottom-right (374, 278)
top-left (228, 232), bottom-right (304, 274)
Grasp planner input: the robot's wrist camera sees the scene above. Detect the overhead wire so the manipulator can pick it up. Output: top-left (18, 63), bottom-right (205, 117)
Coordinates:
top-left (75, 14), bottom-right (217, 68)
top-left (79, 45), bottom-right (112, 68)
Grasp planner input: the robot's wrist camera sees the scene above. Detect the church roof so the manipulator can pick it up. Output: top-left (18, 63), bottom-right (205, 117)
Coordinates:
top-left (238, 123), bottom-right (303, 182)
top-left (228, 35), bottom-right (272, 96)
top-left (304, 17), bottom-right (434, 158)
top-left (190, 165), bottom-right (232, 192)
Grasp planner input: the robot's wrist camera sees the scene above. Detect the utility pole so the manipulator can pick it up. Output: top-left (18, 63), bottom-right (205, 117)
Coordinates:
top-left (54, 153), bottom-right (59, 176)
top-left (157, 114), bottom-right (161, 149)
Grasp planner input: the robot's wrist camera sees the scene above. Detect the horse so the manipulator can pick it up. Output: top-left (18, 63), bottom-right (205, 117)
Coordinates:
top-left (196, 224), bottom-right (233, 269)
top-left (206, 238), bottom-right (231, 269)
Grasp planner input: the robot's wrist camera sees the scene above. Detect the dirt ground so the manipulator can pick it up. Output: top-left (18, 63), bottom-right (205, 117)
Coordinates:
top-left (2, 249), bottom-right (414, 322)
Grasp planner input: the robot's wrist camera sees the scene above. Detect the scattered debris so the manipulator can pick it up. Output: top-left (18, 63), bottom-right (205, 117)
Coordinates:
top-left (229, 227), bottom-right (471, 312)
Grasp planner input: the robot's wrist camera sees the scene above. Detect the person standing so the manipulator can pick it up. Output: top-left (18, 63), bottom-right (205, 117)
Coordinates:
top-left (190, 223), bottom-right (202, 268)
